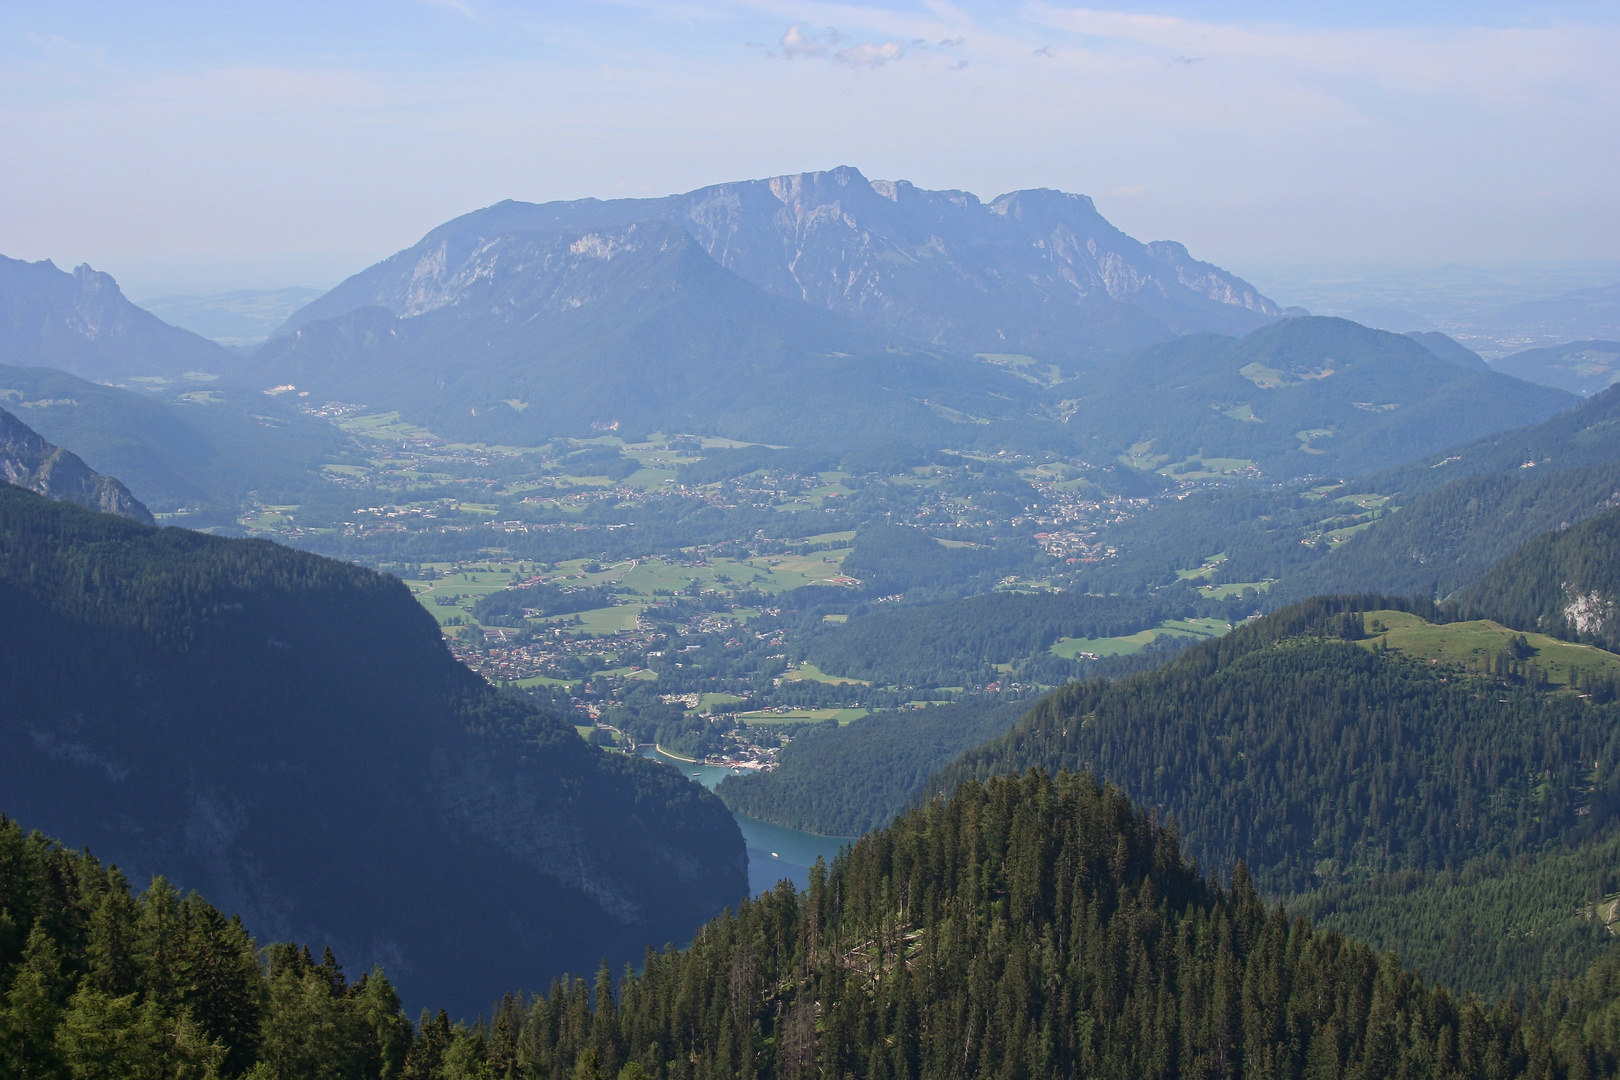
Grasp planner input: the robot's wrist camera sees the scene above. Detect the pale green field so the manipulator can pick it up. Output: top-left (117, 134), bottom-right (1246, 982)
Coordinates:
top-left (1321, 520), bottom-right (1380, 544)
top-left (1176, 554), bottom-right (1228, 581)
top-left (784, 662), bottom-right (870, 686)
top-left (541, 604), bottom-right (647, 636)
top-left (1051, 617), bottom-right (1232, 659)
top-left (736, 708), bottom-right (869, 725)
top-left (403, 545), bottom-right (855, 632)
top-left (1357, 610), bottom-right (1620, 684)
top-left (698, 692), bottom-right (747, 711)
top-left (1193, 580), bottom-right (1272, 600)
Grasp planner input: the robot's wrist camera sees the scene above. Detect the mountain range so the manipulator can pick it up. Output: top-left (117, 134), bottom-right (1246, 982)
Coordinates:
top-left (0, 255), bottom-right (233, 382)
top-left (277, 166), bottom-right (1284, 366)
top-left (241, 220), bottom-right (1040, 448)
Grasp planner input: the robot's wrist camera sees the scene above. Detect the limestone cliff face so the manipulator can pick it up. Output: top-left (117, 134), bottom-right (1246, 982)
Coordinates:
top-left (277, 167), bottom-right (1280, 363)
top-left (0, 406), bottom-right (153, 523)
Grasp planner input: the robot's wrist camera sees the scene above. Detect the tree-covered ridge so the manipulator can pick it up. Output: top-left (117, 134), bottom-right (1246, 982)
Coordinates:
top-left (0, 405), bottom-right (152, 524)
top-left (1270, 462), bottom-right (1620, 605)
top-left (935, 597), bottom-right (1620, 900)
top-left (1063, 317), bottom-right (1576, 480)
top-left (1291, 832), bottom-right (1620, 1003)
top-left (0, 484), bottom-right (745, 1014)
top-left (1453, 505), bottom-right (1620, 651)
top-left (18, 767), bottom-right (1620, 1079)
top-left (797, 587), bottom-right (1175, 686)
top-left (332, 771), bottom-right (1620, 1080)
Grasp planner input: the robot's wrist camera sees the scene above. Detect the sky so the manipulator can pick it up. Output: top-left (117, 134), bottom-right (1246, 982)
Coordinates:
top-left (1, 1), bottom-right (1617, 297)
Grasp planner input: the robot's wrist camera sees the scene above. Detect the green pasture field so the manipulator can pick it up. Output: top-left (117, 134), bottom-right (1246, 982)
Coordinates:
top-left (1160, 457), bottom-right (1258, 479)
top-left (541, 604), bottom-right (647, 636)
top-left (1050, 616), bottom-right (1232, 659)
top-left (1357, 610), bottom-right (1620, 685)
top-left (402, 544), bottom-right (857, 633)
top-left (698, 692), bottom-right (747, 711)
top-left (1193, 580), bottom-right (1272, 600)
top-left (1176, 554), bottom-right (1228, 581)
top-left (736, 708), bottom-right (869, 725)
top-left (1321, 520), bottom-right (1380, 544)
top-left (517, 675), bottom-right (580, 689)
top-left (785, 662), bottom-right (869, 686)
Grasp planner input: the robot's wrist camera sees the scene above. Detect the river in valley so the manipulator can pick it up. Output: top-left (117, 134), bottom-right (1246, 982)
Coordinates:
top-left (640, 749), bottom-right (855, 895)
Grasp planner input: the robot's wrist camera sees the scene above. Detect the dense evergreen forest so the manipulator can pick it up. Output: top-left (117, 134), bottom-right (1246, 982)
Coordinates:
top-left (1270, 463), bottom-right (1620, 605)
top-left (1453, 505), bottom-right (1620, 650)
top-left (716, 700), bottom-right (1029, 835)
top-left (934, 596), bottom-right (1620, 994)
top-left (798, 589), bottom-right (1175, 686)
top-left (19, 772), bottom-right (1620, 1080)
top-left (0, 483), bottom-right (744, 1013)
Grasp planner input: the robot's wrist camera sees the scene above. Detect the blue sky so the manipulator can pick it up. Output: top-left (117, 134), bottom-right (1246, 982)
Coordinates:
top-left (1, 1), bottom-right (1616, 295)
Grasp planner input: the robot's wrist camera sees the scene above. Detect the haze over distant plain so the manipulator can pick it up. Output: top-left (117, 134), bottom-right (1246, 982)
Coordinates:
top-left (0, 0), bottom-right (1615, 296)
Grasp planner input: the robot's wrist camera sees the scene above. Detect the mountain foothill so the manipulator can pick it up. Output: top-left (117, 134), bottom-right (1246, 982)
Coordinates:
top-left (0, 479), bottom-right (745, 1015)
top-left (12, 168), bottom-right (1620, 1077)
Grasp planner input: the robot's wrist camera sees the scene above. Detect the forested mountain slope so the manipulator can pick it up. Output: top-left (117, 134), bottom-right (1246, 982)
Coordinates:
top-left (17, 763), bottom-right (1620, 1078)
top-left (0, 362), bottom-right (356, 517)
top-left (277, 167), bottom-right (1281, 364)
top-left (1491, 340), bottom-right (1620, 397)
top-left (0, 486), bottom-right (744, 1013)
top-left (796, 588), bottom-right (1176, 687)
top-left (1453, 504), bottom-right (1620, 651)
top-left (0, 255), bottom-right (231, 381)
top-left (1406, 330), bottom-right (1491, 370)
top-left (0, 405), bottom-right (152, 522)
top-left (1270, 461), bottom-right (1620, 603)
top-left (934, 596), bottom-right (1620, 993)
top-left (1352, 379), bottom-right (1620, 499)
top-left (1062, 317), bottom-right (1576, 480)
top-left (241, 221), bottom-right (1040, 448)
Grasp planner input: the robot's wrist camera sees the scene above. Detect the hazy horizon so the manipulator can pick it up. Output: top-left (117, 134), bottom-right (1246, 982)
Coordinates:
top-left (2, 1), bottom-right (1616, 299)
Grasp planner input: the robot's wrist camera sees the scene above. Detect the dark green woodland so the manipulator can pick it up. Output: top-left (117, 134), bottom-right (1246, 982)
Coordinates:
top-left (17, 772), bottom-right (1620, 1080)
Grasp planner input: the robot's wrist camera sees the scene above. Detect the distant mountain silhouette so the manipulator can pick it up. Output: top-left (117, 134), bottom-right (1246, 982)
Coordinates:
top-left (1062, 316), bottom-right (1576, 480)
top-left (242, 220), bottom-right (1043, 447)
top-left (276, 166), bottom-right (1282, 365)
top-left (0, 362), bottom-right (358, 517)
top-left (1405, 330), bottom-right (1491, 370)
top-left (1489, 339), bottom-right (1620, 396)
top-left (0, 255), bottom-right (234, 380)
top-left (0, 405), bottom-right (152, 522)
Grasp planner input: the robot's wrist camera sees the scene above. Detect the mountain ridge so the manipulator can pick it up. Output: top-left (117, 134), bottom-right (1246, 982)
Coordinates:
top-left (0, 255), bottom-right (234, 381)
top-left (239, 220), bottom-right (1044, 447)
top-left (0, 405), bottom-right (153, 523)
top-left (275, 166), bottom-right (1282, 363)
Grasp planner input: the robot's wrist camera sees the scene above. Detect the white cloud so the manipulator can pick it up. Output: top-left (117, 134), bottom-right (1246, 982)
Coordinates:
top-left (778, 23), bottom-right (905, 66)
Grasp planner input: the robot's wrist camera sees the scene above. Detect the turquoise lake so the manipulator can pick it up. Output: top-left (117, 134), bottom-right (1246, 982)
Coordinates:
top-left (640, 749), bottom-right (855, 894)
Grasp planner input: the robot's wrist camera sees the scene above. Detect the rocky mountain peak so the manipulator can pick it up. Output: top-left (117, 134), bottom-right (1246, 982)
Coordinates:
top-left (277, 168), bottom-right (1283, 365)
